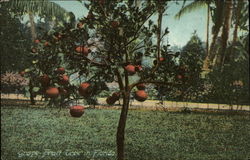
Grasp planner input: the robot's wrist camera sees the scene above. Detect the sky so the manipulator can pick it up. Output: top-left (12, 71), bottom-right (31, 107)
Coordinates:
top-left (51, 0), bottom-right (211, 47)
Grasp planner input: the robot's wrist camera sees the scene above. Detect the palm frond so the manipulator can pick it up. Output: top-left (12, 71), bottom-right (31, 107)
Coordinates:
top-left (76, 0), bottom-right (82, 3)
top-left (7, 0), bottom-right (68, 18)
top-left (174, 0), bottom-right (207, 20)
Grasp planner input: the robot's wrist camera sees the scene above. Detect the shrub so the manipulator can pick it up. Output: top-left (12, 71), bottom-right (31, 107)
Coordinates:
top-left (1, 72), bottom-right (28, 94)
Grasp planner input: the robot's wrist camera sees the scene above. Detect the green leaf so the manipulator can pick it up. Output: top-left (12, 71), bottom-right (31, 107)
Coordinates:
top-left (24, 86), bottom-right (30, 91)
top-left (24, 91), bottom-right (30, 98)
top-left (52, 16), bottom-right (56, 21)
top-left (84, 2), bottom-right (90, 9)
top-left (58, 53), bottom-right (64, 57)
top-left (24, 68), bottom-right (31, 72)
top-left (58, 21), bottom-right (64, 27)
top-left (164, 27), bottom-right (169, 34)
top-left (32, 60), bottom-right (39, 64)
top-left (33, 87), bottom-right (40, 92)
top-left (54, 83), bottom-right (60, 87)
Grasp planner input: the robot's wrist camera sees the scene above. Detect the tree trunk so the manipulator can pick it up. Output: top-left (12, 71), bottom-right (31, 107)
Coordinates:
top-left (207, 0), bottom-right (224, 67)
top-left (206, 3), bottom-right (210, 61)
top-left (28, 80), bottom-right (36, 105)
top-left (28, 12), bottom-right (37, 41)
top-left (216, 0), bottom-right (233, 70)
top-left (116, 91), bottom-right (130, 160)
top-left (202, 3), bottom-right (211, 72)
top-left (233, 0), bottom-right (243, 43)
top-left (205, 3), bottom-right (210, 66)
top-left (28, 12), bottom-right (37, 105)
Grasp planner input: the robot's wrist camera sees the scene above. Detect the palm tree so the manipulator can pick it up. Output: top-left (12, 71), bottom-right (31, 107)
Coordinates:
top-left (215, 0), bottom-right (233, 70)
top-left (204, 0), bottom-right (248, 71)
top-left (7, 0), bottom-right (68, 41)
top-left (206, 0), bottom-right (224, 68)
top-left (174, 0), bottom-right (211, 71)
top-left (205, 0), bottom-right (234, 70)
top-left (233, 0), bottom-right (244, 43)
top-left (176, 0), bottom-right (245, 72)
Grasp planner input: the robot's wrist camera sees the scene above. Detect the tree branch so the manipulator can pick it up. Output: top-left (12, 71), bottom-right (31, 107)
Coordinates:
top-left (135, 5), bottom-right (164, 85)
top-left (130, 45), bottom-right (145, 53)
top-left (122, 11), bottom-right (155, 49)
top-left (151, 5), bottom-right (164, 73)
top-left (115, 68), bottom-right (124, 91)
top-left (98, 1), bottom-right (108, 18)
top-left (124, 39), bottom-right (129, 92)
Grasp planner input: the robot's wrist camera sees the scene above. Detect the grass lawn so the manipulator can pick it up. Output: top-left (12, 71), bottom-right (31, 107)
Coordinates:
top-left (1, 105), bottom-right (250, 160)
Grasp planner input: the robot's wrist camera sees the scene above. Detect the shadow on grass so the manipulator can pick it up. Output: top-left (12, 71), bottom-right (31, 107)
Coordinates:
top-left (1, 98), bottom-right (44, 108)
top-left (171, 107), bottom-right (250, 116)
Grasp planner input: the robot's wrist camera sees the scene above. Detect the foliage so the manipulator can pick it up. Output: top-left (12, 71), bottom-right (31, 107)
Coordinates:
top-left (208, 0), bottom-right (249, 68)
top-left (25, 0), bottom-right (183, 108)
top-left (174, 0), bottom-right (208, 20)
top-left (14, 1), bottom-right (249, 159)
top-left (178, 32), bottom-right (206, 102)
top-left (0, 4), bottom-right (31, 73)
top-left (1, 107), bottom-right (250, 160)
top-left (231, 0), bottom-right (249, 32)
top-left (155, 33), bottom-right (206, 102)
top-left (6, 0), bottom-right (68, 21)
top-left (0, 1), bottom-right (71, 73)
top-left (0, 72), bottom-right (28, 93)
top-left (206, 33), bottom-right (249, 105)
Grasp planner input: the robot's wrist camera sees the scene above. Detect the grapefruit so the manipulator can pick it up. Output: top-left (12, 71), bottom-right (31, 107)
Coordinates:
top-left (70, 105), bottom-right (84, 117)
top-left (45, 87), bottom-right (59, 98)
top-left (135, 90), bottom-right (148, 102)
top-left (125, 65), bottom-right (136, 75)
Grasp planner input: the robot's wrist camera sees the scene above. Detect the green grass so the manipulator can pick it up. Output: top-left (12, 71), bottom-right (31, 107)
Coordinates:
top-left (1, 105), bottom-right (250, 160)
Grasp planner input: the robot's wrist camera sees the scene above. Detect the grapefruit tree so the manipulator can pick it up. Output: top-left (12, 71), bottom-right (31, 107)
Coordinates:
top-left (28, 1), bottom-right (184, 159)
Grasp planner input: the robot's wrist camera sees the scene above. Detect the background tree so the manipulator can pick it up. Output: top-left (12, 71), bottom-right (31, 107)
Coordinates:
top-left (232, 0), bottom-right (244, 43)
top-left (207, 33), bottom-right (249, 105)
top-left (206, 0), bottom-right (224, 70)
top-left (6, 0), bottom-right (69, 40)
top-left (178, 32), bottom-right (206, 102)
top-left (174, 0), bottom-right (211, 71)
top-left (3, 0), bottom-right (71, 104)
top-left (155, 32), bottom-right (206, 104)
top-left (0, 5), bottom-right (31, 73)
top-left (215, 0), bottom-right (233, 70)
top-left (176, 0), bottom-right (249, 76)
top-left (205, 0), bottom-right (248, 71)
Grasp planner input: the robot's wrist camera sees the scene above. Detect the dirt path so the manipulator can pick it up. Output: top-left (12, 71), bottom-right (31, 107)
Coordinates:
top-left (1, 94), bottom-right (250, 111)
top-left (98, 98), bottom-right (250, 111)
